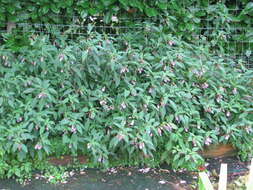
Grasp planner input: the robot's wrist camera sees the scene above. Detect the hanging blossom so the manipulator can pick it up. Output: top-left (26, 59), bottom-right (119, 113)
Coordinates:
top-left (224, 134), bottom-right (230, 140)
top-left (139, 142), bottom-right (145, 150)
top-left (219, 86), bottom-right (226, 92)
top-left (137, 68), bottom-right (144, 74)
top-left (193, 68), bottom-right (206, 77)
top-left (157, 127), bottom-right (162, 136)
top-left (71, 125), bottom-right (77, 133)
top-left (205, 107), bottom-right (212, 113)
top-left (245, 126), bottom-right (253, 134)
top-left (216, 94), bottom-right (223, 103)
top-left (116, 134), bottom-right (124, 141)
top-left (59, 54), bottom-right (65, 62)
top-left (120, 102), bottom-right (127, 109)
top-left (168, 40), bottom-right (174, 46)
top-left (120, 67), bottom-right (129, 74)
top-left (201, 82), bottom-right (209, 89)
top-left (226, 111), bottom-right (231, 117)
top-left (175, 116), bottom-right (180, 123)
top-left (35, 144), bottom-right (42, 150)
top-left (163, 124), bottom-right (173, 132)
top-left (204, 137), bottom-right (212, 145)
top-left (37, 92), bottom-right (47, 99)
top-left (171, 61), bottom-right (176, 67)
top-left (232, 88), bottom-right (237, 95)
top-left (99, 100), bottom-right (107, 106)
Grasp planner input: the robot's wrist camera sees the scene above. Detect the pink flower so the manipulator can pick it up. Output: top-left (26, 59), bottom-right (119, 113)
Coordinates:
top-left (120, 102), bottom-right (127, 109)
top-left (201, 82), bottom-right (209, 89)
top-left (137, 68), bottom-right (143, 73)
top-left (148, 88), bottom-right (153, 94)
top-left (18, 144), bottom-right (22, 151)
top-left (168, 41), bottom-right (174, 46)
top-left (71, 126), bottom-right (77, 133)
top-left (232, 88), bottom-right (237, 95)
top-left (205, 107), bottom-right (212, 113)
top-left (139, 142), bottom-right (145, 149)
top-left (163, 77), bottom-right (170, 83)
top-left (216, 94), bottom-right (223, 103)
top-left (116, 134), bottom-right (124, 141)
top-left (163, 124), bottom-right (172, 132)
top-left (204, 137), bottom-right (212, 145)
top-left (59, 54), bottom-right (65, 62)
top-left (35, 144), bottom-right (42, 150)
top-left (171, 61), bottom-right (176, 67)
top-left (120, 67), bottom-right (129, 74)
top-left (37, 92), bottom-right (47, 99)
top-left (99, 100), bottom-right (107, 106)
top-left (175, 116), bottom-right (180, 123)
top-left (157, 128), bottom-right (162, 136)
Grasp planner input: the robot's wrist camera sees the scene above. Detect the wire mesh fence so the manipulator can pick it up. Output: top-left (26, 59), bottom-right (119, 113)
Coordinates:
top-left (0, 4), bottom-right (252, 69)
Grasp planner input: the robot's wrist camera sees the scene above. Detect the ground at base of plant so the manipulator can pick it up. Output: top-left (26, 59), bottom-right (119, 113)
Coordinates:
top-left (0, 156), bottom-right (250, 190)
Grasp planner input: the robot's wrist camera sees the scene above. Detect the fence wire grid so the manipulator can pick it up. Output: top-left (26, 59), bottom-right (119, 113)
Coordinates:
top-left (0, 3), bottom-right (252, 69)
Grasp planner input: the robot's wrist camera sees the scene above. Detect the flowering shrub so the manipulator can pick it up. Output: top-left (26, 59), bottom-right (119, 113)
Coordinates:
top-left (0, 24), bottom-right (252, 178)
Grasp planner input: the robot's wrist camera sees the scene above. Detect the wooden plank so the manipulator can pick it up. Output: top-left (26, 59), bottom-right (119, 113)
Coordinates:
top-left (200, 144), bottom-right (236, 158)
top-left (199, 172), bottom-right (214, 190)
top-left (218, 163), bottom-right (227, 190)
top-left (246, 158), bottom-right (253, 190)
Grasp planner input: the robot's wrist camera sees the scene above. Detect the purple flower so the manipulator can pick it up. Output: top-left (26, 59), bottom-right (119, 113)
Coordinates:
top-left (168, 41), bottom-right (174, 46)
top-left (17, 117), bottom-right (23, 123)
top-left (59, 54), bottom-right (65, 62)
top-left (171, 61), bottom-right (176, 67)
top-left (163, 77), bottom-right (170, 83)
top-left (120, 67), bottom-right (129, 74)
top-left (216, 94), bottom-right (223, 103)
top-left (99, 100), bottom-right (107, 106)
top-left (139, 142), bottom-right (145, 150)
top-left (204, 137), bottom-right (212, 145)
top-left (219, 87), bottom-right (225, 92)
top-left (201, 82), bottom-right (209, 89)
top-left (148, 87), bottom-right (154, 94)
top-left (37, 92), bottom-right (47, 99)
top-left (71, 126), bottom-right (77, 133)
top-left (120, 102), bottom-right (127, 109)
top-left (137, 68), bottom-right (143, 73)
top-left (232, 88), bottom-right (237, 95)
top-left (129, 120), bottom-right (134, 126)
top-left (205, 107), bottom-right (212, 113)
top-left (157, 128), bottom-right (162, 136)
top-left (175, 116), bottom-right (180, 123)
top-left (35, 144), bottom-right (42, 150)
top-left (163, 124), bottom-right (173, 132)
top-left (18, 144), bottom-right (22, 151)
top-left (245, 126), bottom-right (252, 134)
top-left (116, 134), bottom-right (124, 141)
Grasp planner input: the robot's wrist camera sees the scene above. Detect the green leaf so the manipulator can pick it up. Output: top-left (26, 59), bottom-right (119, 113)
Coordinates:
top-left (0, 97), bottom-right (3, 106)
top-left (144, 7), bottom-right (158, 17)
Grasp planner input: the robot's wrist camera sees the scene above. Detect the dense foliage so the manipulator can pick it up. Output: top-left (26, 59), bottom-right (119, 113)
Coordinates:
top-left (0, 25), bottom-right (252, 179)
top-left (1, 0), bottom-right (252, 23)
top-left (1, 0), bottom-right (253, 61)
